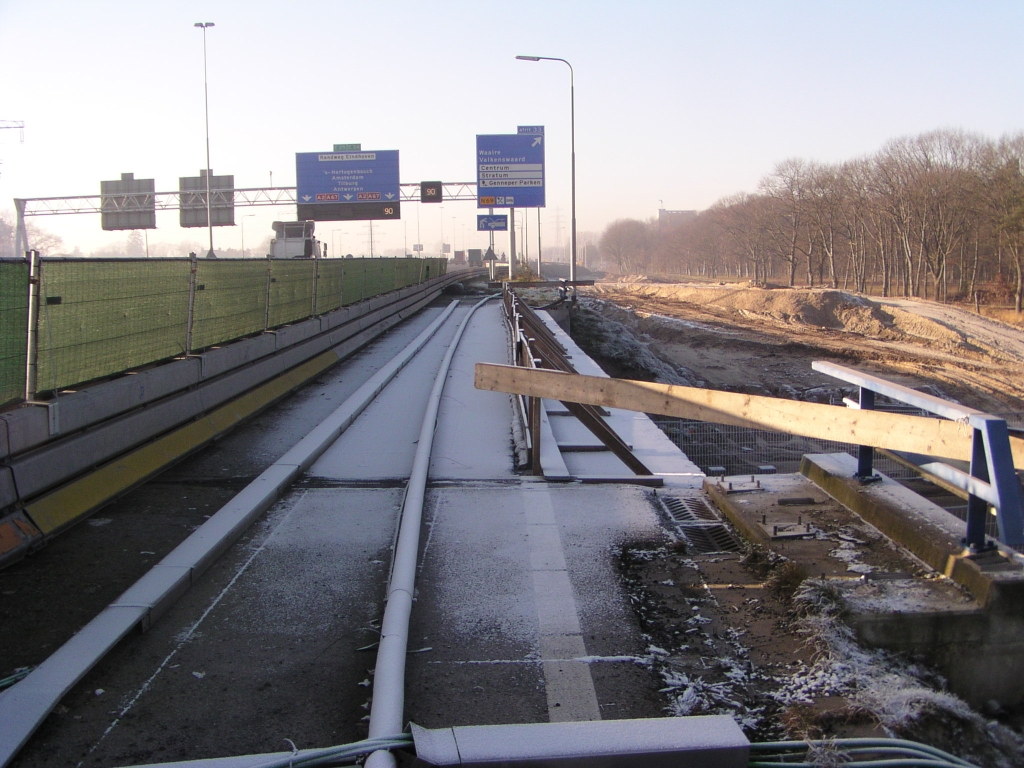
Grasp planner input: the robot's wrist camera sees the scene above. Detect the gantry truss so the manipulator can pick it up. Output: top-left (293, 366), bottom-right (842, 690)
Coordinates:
top-left (12, 182), bottom-right (478, 255)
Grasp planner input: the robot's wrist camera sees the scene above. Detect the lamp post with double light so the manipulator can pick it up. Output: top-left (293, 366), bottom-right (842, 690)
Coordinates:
top-left (194, 22), bottom-right (215, 258)
top-left (516, 54), bottom-right (576, 291)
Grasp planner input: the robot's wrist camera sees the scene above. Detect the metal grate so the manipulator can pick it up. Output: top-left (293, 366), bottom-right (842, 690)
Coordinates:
top-left (658, 494), bottom-right (741, 554)
top-left (662, 495), bottom-right (720, 523)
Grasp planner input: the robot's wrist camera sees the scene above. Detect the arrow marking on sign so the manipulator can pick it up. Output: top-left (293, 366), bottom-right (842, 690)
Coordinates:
top-left (344, 194), bottom-right (353, 200)
top-left (532, 137), bottom-right (542, 147)
top-left (385, 193), bottom-right (395, 200)
top-left (302, 195), bottom-right (312, 201)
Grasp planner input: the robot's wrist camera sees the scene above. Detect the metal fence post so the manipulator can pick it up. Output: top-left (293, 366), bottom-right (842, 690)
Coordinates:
top-left (529, 394), bottom-right (542, 475)
top-left (965, 426), bottom-right (990, 551)
top-left (969, 415), bottom-right (1024, 548)
top-left (264, 254), bottom-right (272, 331)
top-left (185, 252), bottom-right (197, 355)
top-left (24, 250), bottom-right (40, 401)
top-left (856, 387), bottom-right (875, 478)
top-left (312, 247), bottom-right (320, 317)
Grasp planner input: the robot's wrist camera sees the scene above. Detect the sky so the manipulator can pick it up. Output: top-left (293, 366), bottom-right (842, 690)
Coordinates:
top-left (2, 0), bottom-right (1023, 259)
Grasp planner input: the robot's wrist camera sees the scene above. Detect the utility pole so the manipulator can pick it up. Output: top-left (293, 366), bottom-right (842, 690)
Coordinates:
top-left (194, 22), bottom-right (216, 258)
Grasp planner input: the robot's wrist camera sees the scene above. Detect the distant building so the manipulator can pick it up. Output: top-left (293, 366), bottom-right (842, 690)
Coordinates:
top-left (658, 208), bottom-right (698, 229)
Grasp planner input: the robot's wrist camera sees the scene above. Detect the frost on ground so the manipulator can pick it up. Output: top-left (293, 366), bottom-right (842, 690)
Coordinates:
top-left (618, 538), bottom-right (1024, 768)
top-left (781, 580), bottom-right (1024, 768)
top-left (569, 300), bottom-right (702, 386)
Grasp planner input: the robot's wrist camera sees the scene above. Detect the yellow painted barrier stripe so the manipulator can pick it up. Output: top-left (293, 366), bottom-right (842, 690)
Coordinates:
top-left (25, 350), bottom-right (341, 536)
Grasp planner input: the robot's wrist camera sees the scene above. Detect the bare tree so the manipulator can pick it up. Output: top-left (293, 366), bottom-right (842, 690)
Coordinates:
top-left (599, 218), bottom-right (653, 274)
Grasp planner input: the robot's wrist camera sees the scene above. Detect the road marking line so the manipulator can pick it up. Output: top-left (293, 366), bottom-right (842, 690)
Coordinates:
top-left (521, 485), bottom-right (601, 723)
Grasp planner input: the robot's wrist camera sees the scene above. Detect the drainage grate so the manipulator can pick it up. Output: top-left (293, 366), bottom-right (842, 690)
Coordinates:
top-left (658, 495), bottom-right (742, 554)
top-left (662, 496), bottom-right (720, 523)
top-left (683, 524), bottom-right (743, 554)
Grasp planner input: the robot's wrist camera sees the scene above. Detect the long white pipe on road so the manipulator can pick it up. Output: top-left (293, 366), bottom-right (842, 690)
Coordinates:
top-left (365, 295), bottom-right (497, 768)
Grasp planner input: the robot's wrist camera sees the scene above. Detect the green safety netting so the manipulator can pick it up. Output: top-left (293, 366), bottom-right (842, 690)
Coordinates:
top-left (268, 259), bottom-right (316, 328)
top-left (0, 261), bottom-right (29, 406)
top-left (36, 259), bottom-right (191, 393)
top-left (191, 259), bottom-right (268, 350)
top-left (316, 260), bottom-right (345, 314)
top-left (11, 257), bottom-right (445, 400)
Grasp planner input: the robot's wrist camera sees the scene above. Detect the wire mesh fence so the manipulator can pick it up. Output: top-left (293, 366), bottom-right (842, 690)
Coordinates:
top-left (0, 261), bottom-right (29, 406)
top-left (191, 259), bottom-right (268, 350)
top-left (3, 256), bottom-right (447, 402)
top-left (316, 260), bottom-right (345, 315)
top-left (267, 259), bottom-right (316, 328)
top-left (37, 259), bottom-right (191, 393)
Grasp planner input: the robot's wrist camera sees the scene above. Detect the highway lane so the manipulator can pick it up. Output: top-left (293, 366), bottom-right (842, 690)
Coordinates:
top-left (7, 298), bottom-right (682, 767)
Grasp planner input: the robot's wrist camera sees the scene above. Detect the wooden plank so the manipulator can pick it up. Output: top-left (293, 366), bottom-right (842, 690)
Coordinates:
top-left (474, 363), bottom-right (1009, 467)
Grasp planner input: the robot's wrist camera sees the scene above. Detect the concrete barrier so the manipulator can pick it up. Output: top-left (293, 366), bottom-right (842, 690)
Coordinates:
top-left (0, 270), bottom-right (482, 564)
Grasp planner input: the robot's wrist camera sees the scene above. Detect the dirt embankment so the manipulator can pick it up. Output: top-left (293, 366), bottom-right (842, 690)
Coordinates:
top-left (582, 283), bottom-right (1024, 416)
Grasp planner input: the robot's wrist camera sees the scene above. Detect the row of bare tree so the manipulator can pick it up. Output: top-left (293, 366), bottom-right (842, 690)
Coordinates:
top-left (599, 129), bottom-right (1024, 311)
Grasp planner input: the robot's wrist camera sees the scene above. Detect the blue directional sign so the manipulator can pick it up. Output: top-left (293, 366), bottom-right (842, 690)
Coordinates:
top-left (477, 215), bottom-right (509, 231)
top-left (295, 149), bottom-right (401, 221)
top-left (476, 130), bottom-right (545, 209)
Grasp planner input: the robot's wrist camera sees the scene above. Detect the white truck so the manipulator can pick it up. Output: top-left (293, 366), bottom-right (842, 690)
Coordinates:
top-left (269, 220), bottom-right (322, 258)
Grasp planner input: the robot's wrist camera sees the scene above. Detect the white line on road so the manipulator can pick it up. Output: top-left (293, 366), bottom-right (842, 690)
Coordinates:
top-left (521, 483), bottom-right (601, 723)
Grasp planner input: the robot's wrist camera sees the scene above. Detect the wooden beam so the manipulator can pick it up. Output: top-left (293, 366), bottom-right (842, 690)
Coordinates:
top-left (475, 364), bottom-right (1024, 469)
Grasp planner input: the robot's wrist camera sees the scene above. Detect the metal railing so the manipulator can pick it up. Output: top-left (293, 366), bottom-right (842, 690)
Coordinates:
top-left (814, 361), bottom-right (1024, 550)
top-left (502, 285), bottom-right (652, 476)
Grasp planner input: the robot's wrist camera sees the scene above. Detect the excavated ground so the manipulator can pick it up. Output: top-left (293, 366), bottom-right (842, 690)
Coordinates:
top-left (581, 281), bottom-right (1024, 416)
top-left (547, 281), bottom-right (1024, 767)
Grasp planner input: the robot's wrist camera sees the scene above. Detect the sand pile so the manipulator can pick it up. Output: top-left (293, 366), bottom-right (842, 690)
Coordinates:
top-left (590, 284), bottom-right (969, 349)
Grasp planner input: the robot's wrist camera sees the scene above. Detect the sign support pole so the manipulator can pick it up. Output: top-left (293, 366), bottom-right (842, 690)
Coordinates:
top-left (509, 207), bottom-right (516, 275)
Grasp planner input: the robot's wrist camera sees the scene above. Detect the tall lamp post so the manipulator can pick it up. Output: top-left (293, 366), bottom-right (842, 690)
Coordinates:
top-left (195, 22), bottom-right (215, 258)
top-left (240, 214), bottom-right (255, 258)
top-left (516, 54), bottom-right (576, 293)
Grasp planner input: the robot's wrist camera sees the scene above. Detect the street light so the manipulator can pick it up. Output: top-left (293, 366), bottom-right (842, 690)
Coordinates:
top-left (194, 22), bottom-right (215, 258)
top-left (516, 54), bottom-right (576, 292)
top-left (240, 214), bottom-right (255, 258)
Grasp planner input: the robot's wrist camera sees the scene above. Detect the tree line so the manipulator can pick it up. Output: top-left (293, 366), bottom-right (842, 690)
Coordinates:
top-left (599, 129), bottom-right (1024, 311)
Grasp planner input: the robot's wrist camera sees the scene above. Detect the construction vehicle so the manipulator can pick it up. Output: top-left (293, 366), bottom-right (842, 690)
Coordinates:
top-left (269, 220), bottom-right (321, 258)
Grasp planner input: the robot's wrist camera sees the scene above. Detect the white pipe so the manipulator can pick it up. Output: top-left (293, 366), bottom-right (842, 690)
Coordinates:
top-left (365, 295), bottom-right (496, 768)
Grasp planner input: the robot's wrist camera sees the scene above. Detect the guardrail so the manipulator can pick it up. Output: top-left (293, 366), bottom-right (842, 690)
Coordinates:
top-left (502, 285), bottom-right (652, 477)
top-left (813, 361), bottom-right (1024, 551)
top-left (475, 356), bottom-right (1024, 549)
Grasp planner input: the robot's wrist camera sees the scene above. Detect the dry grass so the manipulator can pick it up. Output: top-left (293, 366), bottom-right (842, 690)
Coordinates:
top-left (982, 307), bottom-right (1024, 327)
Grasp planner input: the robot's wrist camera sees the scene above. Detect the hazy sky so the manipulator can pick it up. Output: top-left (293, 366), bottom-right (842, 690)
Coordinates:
top-left (2, 0), bottom-right (1023, 258)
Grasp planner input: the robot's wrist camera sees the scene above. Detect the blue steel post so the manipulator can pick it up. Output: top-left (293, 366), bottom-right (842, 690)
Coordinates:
top-left (856, 387), bottom-right (875, 478)
top-left (971, 414), bottom-right (1024, 548)
top-left (965, 426), bottom-right (990, 550)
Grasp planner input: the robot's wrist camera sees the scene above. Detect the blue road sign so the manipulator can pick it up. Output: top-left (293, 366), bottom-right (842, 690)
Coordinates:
top-left (477, 215), bottom-right (509, 231)
top-left (296, 150), bottom-right (400, 205)
top-left (476, 131), bottom-right (545, 209)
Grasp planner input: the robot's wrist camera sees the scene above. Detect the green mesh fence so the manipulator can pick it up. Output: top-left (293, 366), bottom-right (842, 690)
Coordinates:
top-left (316, 260), bottom-right (345, 314)
top-left (191, 259), bottom-right (268, 350)
top-left (36, 259), bottom-right (191, 393)
top-left (342, 260), bottom-right (365, 306)
top-left (268, 259), bottom-right (316, 328)
top-left (11, 256), bottom-right (445, 400)
top-left (0, 261), bottom-right (28, 406)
